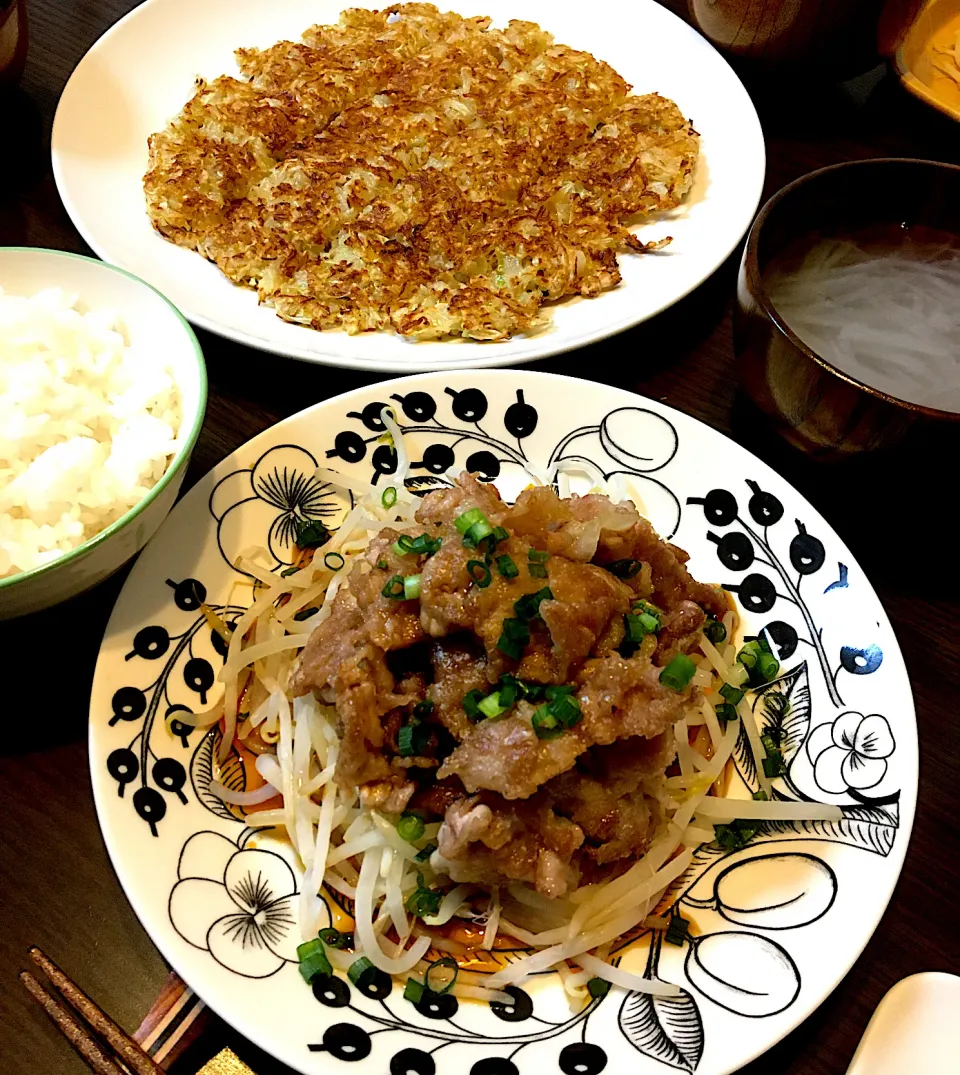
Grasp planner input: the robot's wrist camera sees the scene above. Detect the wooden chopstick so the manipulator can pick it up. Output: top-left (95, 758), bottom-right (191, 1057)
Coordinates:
top-left (20, 970), bottom-right (128, 1075)
top-left (25, 946), bottom-right (166, 1075)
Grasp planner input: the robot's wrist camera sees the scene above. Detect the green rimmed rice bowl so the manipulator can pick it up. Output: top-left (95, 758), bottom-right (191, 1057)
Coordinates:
top-left (0, 248), bottom-right (206, 619)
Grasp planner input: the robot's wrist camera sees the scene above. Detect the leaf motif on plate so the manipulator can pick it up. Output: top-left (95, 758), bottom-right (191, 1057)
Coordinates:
top-left (733, 720), bottom-right (761, 796)
top-left (652, 843), bottom-right (729, 916)
top-left (619, 985), bottom-right (704, 1072)
top-left (404, 475), bottom-right (453, 497)
top-left (190, 728), bottom-right (244, 822)
top-left (754, 662), bottom-right (811, 767)
top-left (753, 802), bottom-right (898, 856)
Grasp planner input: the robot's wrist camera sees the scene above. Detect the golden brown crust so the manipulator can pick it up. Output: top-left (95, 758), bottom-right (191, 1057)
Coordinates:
top-left (144, 4), bottom-right (699, 340)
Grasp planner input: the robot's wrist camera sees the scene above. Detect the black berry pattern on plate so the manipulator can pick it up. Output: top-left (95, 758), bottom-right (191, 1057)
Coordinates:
top-left (320, 390), bottom-right (686, 538)
top-left (105, 577), bottom-right (247, 835)
top-left (688, 479), bottom-right (882, 708)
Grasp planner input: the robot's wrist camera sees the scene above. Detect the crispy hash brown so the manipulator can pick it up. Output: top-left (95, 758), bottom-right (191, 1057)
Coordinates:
top-left (144, 4), bottom-right (699, 341)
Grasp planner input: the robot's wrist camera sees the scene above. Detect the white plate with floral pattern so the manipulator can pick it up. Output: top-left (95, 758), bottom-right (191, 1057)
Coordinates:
top-left (52, 0), bottom-right (764, 373)
top-left (89, 371), bottom-right (915, 1075)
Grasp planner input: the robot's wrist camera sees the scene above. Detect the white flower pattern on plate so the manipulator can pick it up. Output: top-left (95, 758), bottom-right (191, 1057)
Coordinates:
top-left (807, 712), bottom-right (895, 793)
top-left (208, 445), bottom-right (339, 575)
top-left (168, 831), bottom-right (307, 978)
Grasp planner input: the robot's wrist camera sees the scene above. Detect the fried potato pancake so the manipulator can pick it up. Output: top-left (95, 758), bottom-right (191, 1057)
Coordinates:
top-left (144, 4), bottom-right (699, 340)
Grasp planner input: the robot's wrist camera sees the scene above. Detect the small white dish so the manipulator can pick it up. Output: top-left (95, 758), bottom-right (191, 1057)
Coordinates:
top-left (51, 0), bottom-right (765, 373)
top-left (845, 972), bottom-right (960, 1075)
top-left (0, 248), bottom-right (206, 619)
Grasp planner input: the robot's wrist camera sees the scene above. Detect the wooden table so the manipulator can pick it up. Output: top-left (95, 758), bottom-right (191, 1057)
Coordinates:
top-left (2, 3), bottom-right (958, 1072)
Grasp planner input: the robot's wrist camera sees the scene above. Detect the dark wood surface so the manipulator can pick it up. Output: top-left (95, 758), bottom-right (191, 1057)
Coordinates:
top-left (2, 3), bottom-right (959, 1072)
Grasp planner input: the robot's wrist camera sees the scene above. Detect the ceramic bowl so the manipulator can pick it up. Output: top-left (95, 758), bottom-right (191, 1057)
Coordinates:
top-left (893, 0), bottom-right (960, 124)
top-left (0, 247), bottom-right (206, 619)
top-left (734, 157), bottom-right (960, 457)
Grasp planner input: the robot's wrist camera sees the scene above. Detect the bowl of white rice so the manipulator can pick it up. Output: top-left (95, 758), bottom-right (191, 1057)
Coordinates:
top-left (0, 247), bottom-right (206, 619)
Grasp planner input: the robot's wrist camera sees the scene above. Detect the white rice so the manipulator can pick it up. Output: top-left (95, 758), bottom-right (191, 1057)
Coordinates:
top-left (0, 286), bottom-right (182, 579)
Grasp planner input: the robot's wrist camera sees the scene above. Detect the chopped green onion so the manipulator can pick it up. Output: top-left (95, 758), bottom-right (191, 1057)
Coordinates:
top-left (348, 956), bottom-right (376, 986)
top-left (478, 692), bottom-right (509, 719)
top-left (762, 757), bottom-right (784, 778)
top-left (633, 598), bottom-right (663, 618)
top-left (280, 566), bottom-right (300, 577)
top-left (719, 683), bottom-right (744, 705)
top-left (318, 927), bottom-right (344, 948)
top-left (463, 689), bottom-right (486, 722)
top-left (403, 574), bottom-right (422, 600)
top-left (467, 560), bottom-right (493, 588)
top-left (399, 721), bottom-right (432, 756)
top-left (604, 558), bottom-right (642, 579)
top-left (293, 606), bottom-right (319, 621)
top-left (382, 574), bottom-right (405, 600)
top-left (738, 648), bottom-right (757, 673)
top-left (323, 552), bottom-right (345, 571)
top-left (415, 842), bottom-right (437, 863)
top-left (408, 724), bottom-right (432, 755)
top-left (758, 652), bottom-right (780, 682)
top-left (715, 702), bottom-right (738, 724)
top-left (715, 793), bottom-right (767, 849)
top-left (381, 487), bottom-right (398, 509)
top-left (518, 679), bottom-right (546, 701)
top-left (397, 813), bottom-right (426, 842)
top-left (496, 554), bottom-right (519, 579)
top-left (715, 817), bottom-right (762, 850)
top-left (405, 873), bottom-right (443, 917)
top-left (544, 684), bottom-right (573, 700)
top-left (454, 508), bottom-right (486, 535)
top-left (497, 617), bottom-right (530, 660)
top-left (548, 691), bottom-right (581, 729)
top-left (527, 549), bottom-right (549, 579)
top-left (761, 733), bottom-right (787, 778)
top-left (393, 533), bottom-right (442, 558)
top-left (587, 978), bottom-right (611, 999)
top-left (623, 610), bottom-right (658, 643)
top-left (496, 675), bottom-right (519, 707)
top-left (295, 519), bottom-right (331, 549)
top-left (424, 956), bottom-right (459, 995)
top-left (665, 915), bottom-right (690, 946)
top-left (397, 725), bottom-right (416, 755)
top-left (471, 527), bottom-right (506, 559)
top-left (764, 691), bottom-right (790, 719)
top-left (623, 613), bottom-right (645, 644)
top-left (513, 587), bottom-right (553, 621)
top-left (704, 617), bottom-right (727, 644)
top-left (532, 705), bottom-right (562, 739)
top-left (403, 977), bottom-right (424, 1004)
top-left (464, 519), bottom-right (494, 546)
top-left (377, 559), bottom-right (389, 571)
top-left (737, 637), bottom-right (779, 686)
top-left (297, 938), bottom-right (332, 983)
top-left (659, 653), bottom-right (696, 692)
top-left (413, 700), bottom-right (435, 719)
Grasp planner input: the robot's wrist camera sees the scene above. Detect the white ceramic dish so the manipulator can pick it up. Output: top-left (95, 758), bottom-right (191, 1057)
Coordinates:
top-left (0, 247), bottom-right (206, 620)
top-left (845, 973), bottom-right (960, 1075)
top-left (89, 371), bottom-right (915, 1075)
top-left (52, 0), bottom-right (765, 373)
